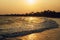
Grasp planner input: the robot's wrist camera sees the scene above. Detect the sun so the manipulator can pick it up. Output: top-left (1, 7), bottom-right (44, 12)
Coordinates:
top-left (27, 0), bottom-right (36, 5)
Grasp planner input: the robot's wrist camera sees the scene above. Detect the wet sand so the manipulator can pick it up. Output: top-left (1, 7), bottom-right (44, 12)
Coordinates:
top-left (5, 28), bottom-right (60, 40)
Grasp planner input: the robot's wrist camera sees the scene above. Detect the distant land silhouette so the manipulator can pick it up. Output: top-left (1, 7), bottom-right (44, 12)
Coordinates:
top-left (0, 10), bottom-right (60, 18)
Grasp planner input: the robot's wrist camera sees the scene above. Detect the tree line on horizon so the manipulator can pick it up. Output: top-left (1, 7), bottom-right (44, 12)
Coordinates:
top-left (0, 10), bottom-right (60, 18)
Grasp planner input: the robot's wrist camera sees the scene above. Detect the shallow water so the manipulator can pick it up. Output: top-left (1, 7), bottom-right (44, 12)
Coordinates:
top-left (0, 16), bottom-right (60, 40)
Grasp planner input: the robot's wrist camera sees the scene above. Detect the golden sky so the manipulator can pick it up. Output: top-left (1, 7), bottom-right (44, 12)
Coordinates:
top-left (0, 0), bottom-right (60, 14)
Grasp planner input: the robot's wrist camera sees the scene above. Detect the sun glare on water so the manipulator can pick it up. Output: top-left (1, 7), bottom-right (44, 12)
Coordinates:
top-left (24, 17), bottom-right (45, 23)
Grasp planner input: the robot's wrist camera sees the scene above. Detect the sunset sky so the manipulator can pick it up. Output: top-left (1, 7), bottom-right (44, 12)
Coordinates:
top-left (0, 0), bottom-right (60, 14)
